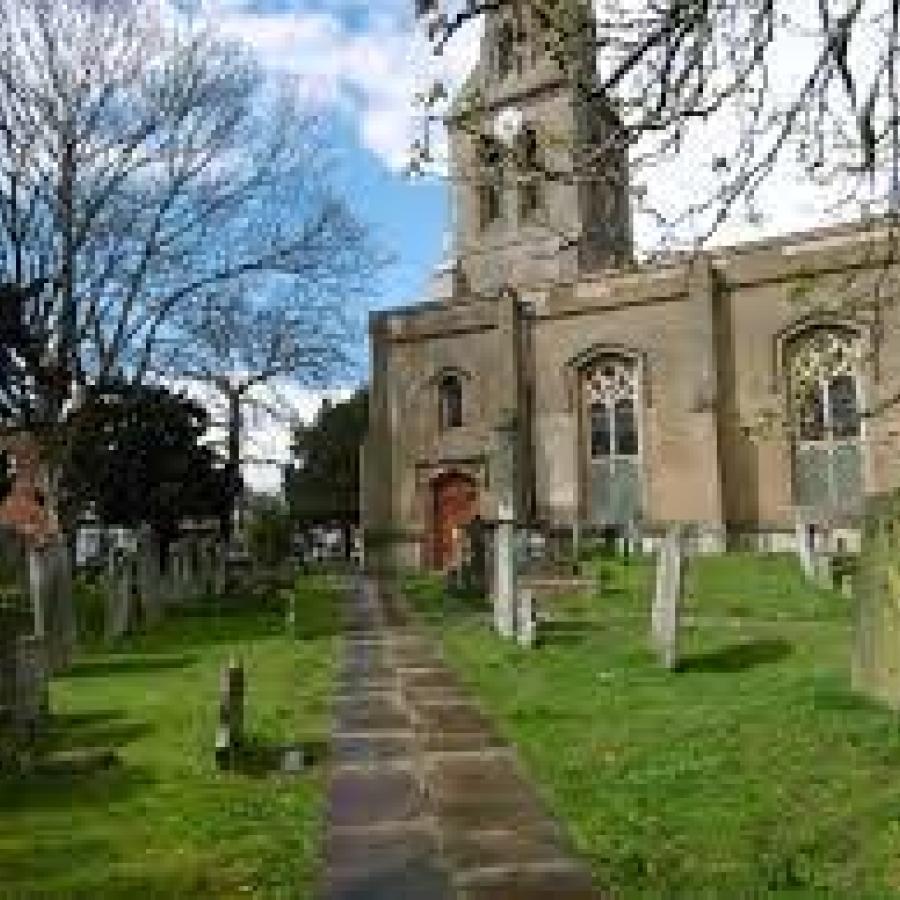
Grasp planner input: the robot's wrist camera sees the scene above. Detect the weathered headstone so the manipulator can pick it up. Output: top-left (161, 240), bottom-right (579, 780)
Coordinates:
top-left (13, 635), bottom-right (48, 744)
top-left (492, 424), bottom-right (519, 639)
top-left (29, 542), bottom-right (75, 673)
top-left (651, 526), bottom-right (684, 670)
top-left (137, 529), bottom-right (162, 626)
top-left (853, 493), bottom-right (900, 708)
top-left (795, 519), bottom-right (816, 580)
top-left (516, 588), bottom-right (537, 649)
top-left (215, 659), bottom-right (245, 769)
top-left (105, 551), bottom-right (133, 642)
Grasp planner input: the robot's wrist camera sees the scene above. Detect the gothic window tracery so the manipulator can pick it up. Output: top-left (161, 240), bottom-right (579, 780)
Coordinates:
top-left (587, 359), bottom-right (639, 459)
top-left (787, 328), bottom-right (863, 514)
top-left (584, 356), bottom-right (641, 526)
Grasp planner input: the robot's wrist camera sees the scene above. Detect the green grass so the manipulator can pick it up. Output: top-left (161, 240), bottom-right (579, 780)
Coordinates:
top-left (405, 553), bottom-right (900, 898)
top-left (0, 573), bottom-right (341, 899)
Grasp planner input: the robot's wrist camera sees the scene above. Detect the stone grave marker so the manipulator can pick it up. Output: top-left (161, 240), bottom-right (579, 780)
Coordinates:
top-left (795, 519), bottom-right (817, 580)
top-left (29, 541), bottom-right (75, 673)
top-left (516, 588), bottom-right (537, 649)
top-left (853, 493), bottom-right (900, 708)
top-left (491, 424), bottom-right (518, 639)
top-left (13, 634), bottom-right (48, 744)
top-left (215, 659), bottom-right (245, 769)
top-left (105, 550), bottom-right (133, 642)
top-left (651, 525), bottom-right (684, 671)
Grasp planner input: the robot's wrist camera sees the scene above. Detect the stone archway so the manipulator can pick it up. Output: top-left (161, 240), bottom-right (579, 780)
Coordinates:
top-left (430, 473), bottom-right (478, 570)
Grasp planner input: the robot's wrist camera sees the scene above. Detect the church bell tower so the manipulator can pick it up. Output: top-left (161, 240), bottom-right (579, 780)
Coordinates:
top-left (446, 0), bottom-right (632, 297)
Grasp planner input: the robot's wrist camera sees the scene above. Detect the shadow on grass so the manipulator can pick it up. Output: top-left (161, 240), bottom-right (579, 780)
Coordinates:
top-left (0, 753), bottom-right (153, 812)
top-left (65, 654), bottom-right (196, 679)
top-left (679, 638), bottom-right (793, 673)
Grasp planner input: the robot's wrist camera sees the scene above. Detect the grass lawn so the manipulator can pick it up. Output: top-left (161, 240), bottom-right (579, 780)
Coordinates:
top-left (0, 573), bottom-right (341, 899)
top-left (405, 553), bottom-right (900, 898)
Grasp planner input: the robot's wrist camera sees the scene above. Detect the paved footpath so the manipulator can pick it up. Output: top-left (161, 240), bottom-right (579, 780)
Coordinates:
top-left (321, 576), bottom-right (602, 900)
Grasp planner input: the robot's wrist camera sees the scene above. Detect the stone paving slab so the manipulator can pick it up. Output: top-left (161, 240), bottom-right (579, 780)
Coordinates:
top-left (327, 764), bottom-right (425, 828)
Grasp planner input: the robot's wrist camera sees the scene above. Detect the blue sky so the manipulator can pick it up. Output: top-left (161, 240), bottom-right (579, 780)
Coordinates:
top-left (210, 0), bottom-right (478, 316)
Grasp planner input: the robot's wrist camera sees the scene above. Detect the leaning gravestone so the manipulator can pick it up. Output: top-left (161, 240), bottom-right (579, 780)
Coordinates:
top-left (651, 526), bottom-right (684, 671)
top-left (215, 659), bottom-right (245, 769)
top-left (853, 492), bottom-right (900, 708)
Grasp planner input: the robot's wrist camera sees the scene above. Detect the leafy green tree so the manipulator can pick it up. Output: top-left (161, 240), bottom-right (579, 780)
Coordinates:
top-left (60, 382), bottom-right (235, 560)
top-left (245, 498), bottom-right (294, 568)
top-left (286, 390), bottom-right (368, 557)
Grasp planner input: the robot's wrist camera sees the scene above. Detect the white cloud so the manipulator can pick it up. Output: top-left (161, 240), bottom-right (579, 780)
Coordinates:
top-left (211, 5), bottom-right (479, 171)
top-left (170, 376), bottom-right (352, 495)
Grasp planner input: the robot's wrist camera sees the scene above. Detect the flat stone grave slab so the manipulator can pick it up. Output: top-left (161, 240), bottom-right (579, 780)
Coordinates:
top-left (323, 823), bottom-right (453, 900)
top-left (327, 764), bottom-right (425, 828)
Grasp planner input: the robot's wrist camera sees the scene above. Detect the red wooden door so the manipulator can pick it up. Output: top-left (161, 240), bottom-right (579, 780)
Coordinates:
top-left (431, 474), bottom-right (477, 569)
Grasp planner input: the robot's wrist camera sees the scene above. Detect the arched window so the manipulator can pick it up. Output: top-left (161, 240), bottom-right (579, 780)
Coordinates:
top-left (439, 374), bottom-right (463, 429)
top-left (586, 357), bottom-right (641, 525)
top-left (476, 135), bottom-right (503, 229)
top-left (497, 20), bottom-right (516, 79)
top-left (517, 126), bottom-right (541, 221)
top-left (788, 328), bottom-right (863, 515)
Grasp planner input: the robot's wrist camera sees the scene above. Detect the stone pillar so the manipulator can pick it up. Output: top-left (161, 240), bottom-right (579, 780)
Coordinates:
top-left (492, 423), bottom-right (519, 639)
top-left (651, 525), bottom-right (684, 671)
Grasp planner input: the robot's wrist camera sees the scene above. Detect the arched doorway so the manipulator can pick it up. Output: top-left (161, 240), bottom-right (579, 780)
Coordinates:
top-left (431, 473), bottom-right (478, 570)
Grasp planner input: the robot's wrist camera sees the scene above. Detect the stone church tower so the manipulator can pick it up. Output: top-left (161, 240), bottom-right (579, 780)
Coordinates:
top-left (445, 0), bottom-right (632, 297)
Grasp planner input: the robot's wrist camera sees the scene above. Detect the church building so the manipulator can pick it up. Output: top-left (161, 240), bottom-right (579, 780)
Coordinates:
top-left (363, 0), bottom-right (900, 569)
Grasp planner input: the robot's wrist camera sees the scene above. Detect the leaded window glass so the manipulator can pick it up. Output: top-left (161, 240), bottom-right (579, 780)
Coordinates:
top-left (788, 329), bottom-right (863, 515)
top-left (586, 358), bottom-right (641, 525)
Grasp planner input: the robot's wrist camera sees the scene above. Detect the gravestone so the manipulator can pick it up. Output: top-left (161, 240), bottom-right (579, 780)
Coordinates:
top-left (795, 518), bottom-right (817, 580)
top-left (29, 541), bottom-right (75, 673)
top-left (651, 525), bottom-right (684, 671)
top-left (106, 550), bottom-right (134, 642)
top-left (13, 635), bottom-right (48, 744)
top-left (853, 492), bottom-right (900, 708)
top-left (215, 659), bottom-right (245, 769)
top-left (137, 530), bottom-right (162, 626)
top-left (516, 588), bottom-right (537, 649)
top-left (492, 424), bottom-right (519, 639)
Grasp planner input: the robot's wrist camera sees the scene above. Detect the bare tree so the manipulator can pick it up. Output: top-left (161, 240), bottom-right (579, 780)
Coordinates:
top-left (0, 0), bottom-right (375, 527)
top-left (411, 0), bottom-right (900, 244)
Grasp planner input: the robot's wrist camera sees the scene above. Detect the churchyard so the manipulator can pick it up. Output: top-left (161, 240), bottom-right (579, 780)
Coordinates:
top-left (0, 573), bottom-right (339, 898)
top-left (404, 551), bottom-right (900, 897)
